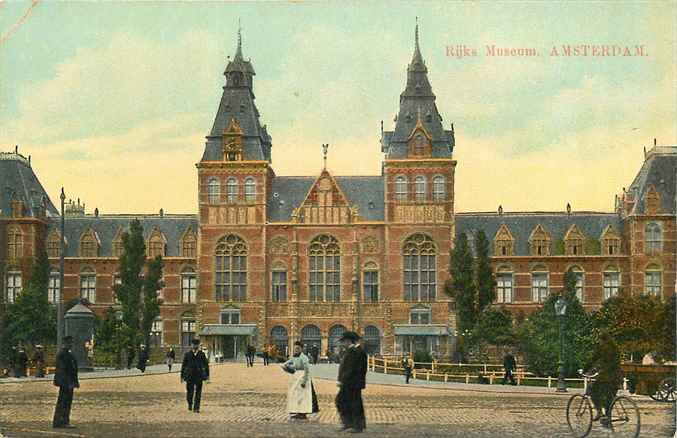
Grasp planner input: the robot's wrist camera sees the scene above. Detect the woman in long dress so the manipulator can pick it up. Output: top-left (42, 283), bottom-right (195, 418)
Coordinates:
top-left (284, 341), bottom-right (319, 420)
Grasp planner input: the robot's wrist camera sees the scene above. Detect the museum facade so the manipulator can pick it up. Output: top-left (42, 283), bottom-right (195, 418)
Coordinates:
top-left (1, 26), bottom-right (675, 359)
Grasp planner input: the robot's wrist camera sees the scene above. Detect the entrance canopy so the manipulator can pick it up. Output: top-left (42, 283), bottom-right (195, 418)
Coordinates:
top-left (200, 324), bottom-right (258, 336)
top-left (393, 325), bottom-right (451, 336)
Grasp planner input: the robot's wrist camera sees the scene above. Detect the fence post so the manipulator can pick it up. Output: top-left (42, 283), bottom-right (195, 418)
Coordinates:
top-left (444, 373), bottom-right (448, 383)
top-left (426, 370), bottom-right (430, 381)
top-left (547, 376), bottom-right (552, 388)
top-left (517, 375), bottom-right (521, 385)
top-left (465, 373), bottom-right (470, 384)
top-left (432, 359), bottom-right (436, 373)
top-left (483, 363), bottom-right (487, 373)
top-left (583, 377), bottom-right (587, 392)
top-left (384, 359), bottom-right (388, 375)
top-left (413, 369), bottom-right (417, 380)
top-left (489, 374), bottom-right (494, 385)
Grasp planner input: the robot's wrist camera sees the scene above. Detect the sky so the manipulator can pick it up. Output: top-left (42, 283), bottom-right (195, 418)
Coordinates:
top-left (0, 1), bottom-right (675, 215)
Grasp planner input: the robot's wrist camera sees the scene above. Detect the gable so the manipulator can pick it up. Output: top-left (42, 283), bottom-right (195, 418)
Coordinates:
top-left (292, 170), bottom-right (358, 224)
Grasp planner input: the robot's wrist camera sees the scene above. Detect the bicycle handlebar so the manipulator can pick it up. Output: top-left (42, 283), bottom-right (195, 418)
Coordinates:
top-left (578, 368), bottom-right (599, 378)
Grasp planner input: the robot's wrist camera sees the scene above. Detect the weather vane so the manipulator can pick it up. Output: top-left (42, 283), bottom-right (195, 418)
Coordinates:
top-left (322, 143), bottom-right (329, 170)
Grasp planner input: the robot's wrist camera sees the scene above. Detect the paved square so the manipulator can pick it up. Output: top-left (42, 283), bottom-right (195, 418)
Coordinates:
top-left (0, 363), bottom-right (674, 437)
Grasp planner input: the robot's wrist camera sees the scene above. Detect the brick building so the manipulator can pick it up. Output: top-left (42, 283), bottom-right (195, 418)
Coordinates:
top-left (1, 26), bottom-right (675, 359)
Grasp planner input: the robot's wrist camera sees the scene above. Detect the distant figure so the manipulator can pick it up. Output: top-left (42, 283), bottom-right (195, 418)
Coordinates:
top-left (246, 344), bottom-right (256, 367)
top-left (402, 354), bottom-right (414, 384)
top-left (52, 336), bottom-right (79, 428)
top-left (311, 344), bottom-right (320, 365)
top-left (137, 345), bottom-right (149, 373)
top-left (262, 344), bottom-right (270, 366)
top-left (126, 345), bottom-right (135, 369)
top-left (166, 348), bottom-right (176, 372)
top-left (84, 340), bottom-right (94, 366)
top-left (502, 351), bottom-right (517, 385)
top-left (336, 331), bottom-right (367, 433)
top-left (16, 346), bottom-right (28, 378)
top-left (181, 338), bottom-right (209, 413)
top-left (9, 346), bottom-right (17, 377)
top-left (585, 331), bottom-right (622, 424)
top-left (33, 345), bottom-right (46, 378)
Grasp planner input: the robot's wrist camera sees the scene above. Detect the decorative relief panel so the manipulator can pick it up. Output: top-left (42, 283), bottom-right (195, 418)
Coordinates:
top-left (298, 303), bottom-right (351, 318)
top-left (360, 236), bottom-right (379, 254)
top-left (394, 205), bottom-right (447, 223)
top-left (269, 236), bottom-right (289, 255)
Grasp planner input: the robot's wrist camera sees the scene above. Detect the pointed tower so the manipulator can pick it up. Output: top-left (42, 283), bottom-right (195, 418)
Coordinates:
top-left (382, 20), bottom-right (456, 225)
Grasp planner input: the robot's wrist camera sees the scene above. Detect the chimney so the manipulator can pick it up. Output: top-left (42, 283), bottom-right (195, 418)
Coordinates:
top-left (566, 203), bottom-right (571, 215)
top-left (159, 208), bottom-right (164, 217)
top-left (94, 207), bottom-right (99, 218)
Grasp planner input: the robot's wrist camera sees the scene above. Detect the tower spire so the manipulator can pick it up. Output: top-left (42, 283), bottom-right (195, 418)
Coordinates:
top-left (415, 16), bottom-right (419, 52)
top-left (235, 19), bottom-right (243, 60)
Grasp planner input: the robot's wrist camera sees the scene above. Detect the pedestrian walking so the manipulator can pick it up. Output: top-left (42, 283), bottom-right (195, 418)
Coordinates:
top-left (126, 345), bottom-right (135, 369)
top-left (9, 346), bottom-right (17, 377)
top-left (84, 340), bottom-right (94, 367)
top-left (137, 345), bottom-right (149, 373)
top-left (52, 336), bottom-right (79, 429)
top-left (181, 338), bottom-right (209, 413)
top-left (33, 345), bottom-right (46, 378)
top-left (502, 351), bottom-right (516, 385)
top-left (311, 344), bottom-right (320, 365)
top-left (166, 347), bottom-right (176, 372)
top-left (402, 354), bottom-right (414, 384)
top-left (283, 341), bottom-right (319, 421)
top-left (335, 331), bottom-right (367, 433)
top-left (245, 344), bottom-right (256, 367)
top-left (16, 346), bottom-right (28, 378)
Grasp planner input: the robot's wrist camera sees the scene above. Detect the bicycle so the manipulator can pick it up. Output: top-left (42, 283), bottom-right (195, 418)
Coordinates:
top-left (566, 370), bottom-right (641, 438)
top-left (649, 377), bottom-right (675, 403)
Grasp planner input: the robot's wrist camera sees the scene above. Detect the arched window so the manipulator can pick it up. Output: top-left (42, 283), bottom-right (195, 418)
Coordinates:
top-left (363, 326), bottom-right (381, 355)
top-left (300, 325), bottom-right (321, 350)
top-left (207, 177), bottom-right (220, 204)
top-left (569, 266), bottom-right (585, 302)
top-left (363, 262), bottom-right (379, 302)
top-left (645, 264), bottom-right (662, 296)
top-left (309, 235), bottom-right (340, 302)
top-left (6, 226), bottom-right (23, 260)
top-left (80, 267), bottom-right (96, 303)
top-left (495, 266), bottom-right (513, 304)
top-left (432, 175), bottom-right (445, 201)
top-left (271, 262), bottom-right (287, 302)
top-left (150, 317), bottom-right (163, 347)
top-left (215, 235), bottom-right (248, 301)
top-left (226, 177), bottom-right (238, 203)
top-left (645, 223), bottom-right (662, 254)
top-left (5, 270), bottom-right (21, 303)
top-left (603, 265), bottom-right (620, 300)
top-left (47, 230), bottom-right (61, 258)
top-left (48, 268), bottom-right (60, 304)
top-left (531, 265), bottom-right (548, 303)
top-left (181, 313), bottom-right (196, 346)
top-left (328, 325), bottom-right (347, 355)
top-left (395, 176), bottom-right (408, 201)
top-left (147, 229), bottom-right (166, 258)
top-left (181, 267), bottom-right (197, 303)
top-left (403, 233), bottom-right (437, 302)
top-left (244, 177), bottom-right (256, 202)
top-left (414, 176), bottom-right (426, 201)
top-left (270, 326), bottom-right (289, 356)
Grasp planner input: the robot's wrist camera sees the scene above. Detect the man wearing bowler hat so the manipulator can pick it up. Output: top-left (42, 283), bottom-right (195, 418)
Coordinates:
top-left (52, 336), bottom-right (79, 428)
top-left (181, 338), bottom-right (209, 413)
top-left (335, 331), bottom-right (368, 433)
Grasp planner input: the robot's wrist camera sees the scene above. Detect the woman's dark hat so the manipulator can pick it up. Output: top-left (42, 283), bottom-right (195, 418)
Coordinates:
top-left (339, 331), bottom-right (360, 342)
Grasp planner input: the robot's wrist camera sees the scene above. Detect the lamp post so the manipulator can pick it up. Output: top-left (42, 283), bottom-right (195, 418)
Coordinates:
top-left (115, 310), bottom-right (123, 370)
top-left (555, 295), bottom-right (568, 392)
top-left (57, 188), bottom-right (66, 351)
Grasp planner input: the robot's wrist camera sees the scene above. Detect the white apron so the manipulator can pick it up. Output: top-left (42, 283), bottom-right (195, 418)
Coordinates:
top-left (286, 354), bottom-right (312, 414)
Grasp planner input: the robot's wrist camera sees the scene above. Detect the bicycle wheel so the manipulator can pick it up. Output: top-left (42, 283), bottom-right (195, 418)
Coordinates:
top-left (566, 394), bottom-right (593, 438)
top-left (609, 395), bottom-right (641, 438)
top-left (657, 378), bottom-right (675, 402)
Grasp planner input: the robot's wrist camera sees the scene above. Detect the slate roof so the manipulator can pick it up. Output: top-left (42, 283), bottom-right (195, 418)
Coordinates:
top-left (0, 152), bottom-right (58, 218)
top-left (627, 147), bottom-right (676, 215)
top-left (266, 176), bottom-right (385, 222)
top-left (48, 215), bottom-right (198, 257)
top-left (455, 212), bottom-right (622, 256)
top-left (382, 24), bottom-right (454, 159)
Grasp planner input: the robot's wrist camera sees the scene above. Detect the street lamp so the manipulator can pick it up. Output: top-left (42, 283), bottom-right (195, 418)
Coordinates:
top-left (114, 310), bottom-right (123, 370)
top-left (57, 188), bottom-right (66, 351)
top-left (554, 295), bottom-right (568, 392)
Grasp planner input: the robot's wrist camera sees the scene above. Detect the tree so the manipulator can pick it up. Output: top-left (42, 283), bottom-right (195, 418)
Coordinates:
top-left (114, 219), bottom-right (146, 349)
top-left (593, 293), bottom-right (667, 361)
top-left (0, 247), bottom-right (56, 357)
top-left (518, 289), bottom-right (595, 377)
top-left (475, 230), bottom-right (496, 313)
top-left (141, 255), bottom-right (163, 346)
top-left (473, 306), bottom-right (516, 348)
top-left (448, 233), bottom-right (477, 335)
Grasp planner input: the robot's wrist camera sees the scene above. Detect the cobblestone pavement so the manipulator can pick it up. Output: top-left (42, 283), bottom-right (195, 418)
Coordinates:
top-left (0, 363), bottom-right (674, 437)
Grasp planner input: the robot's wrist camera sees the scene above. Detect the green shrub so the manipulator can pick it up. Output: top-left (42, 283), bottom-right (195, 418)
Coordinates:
top-left (413, 350), bottom-right (433, 365)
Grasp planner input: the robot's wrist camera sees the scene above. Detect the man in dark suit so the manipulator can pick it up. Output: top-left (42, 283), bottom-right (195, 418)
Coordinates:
top-left (137, 345), bottom-right (149, 373)
top-left (53, 336), bottom-right (79, 428)
top-left (502, 351), bottom-right (516, 385)
top-left (16, 346), bottom-right (28, 378)
top-left (335, 331), bottom-right (368, 434)
top-left (33, 345), bottom-right (46, 378)
top-left (181, 338), bottom-right (209, 413)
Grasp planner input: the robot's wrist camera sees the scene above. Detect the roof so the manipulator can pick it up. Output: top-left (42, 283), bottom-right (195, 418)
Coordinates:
top-left (627, 146), bottom-right (676, 215)
top-left (49, 214), bottom-right (198, 257)
top-left (0, 152), bottom-right (59, 218)
top-left (266, 175), bottom-right (385, 222)
top-left (455, 212), bottom-right (622, 256)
